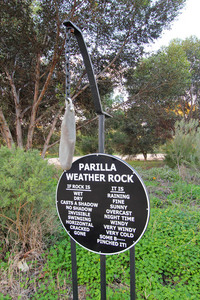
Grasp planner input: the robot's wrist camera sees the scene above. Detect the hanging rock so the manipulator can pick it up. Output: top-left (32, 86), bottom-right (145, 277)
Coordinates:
top-left (59, 99), bottom-right (76, 170)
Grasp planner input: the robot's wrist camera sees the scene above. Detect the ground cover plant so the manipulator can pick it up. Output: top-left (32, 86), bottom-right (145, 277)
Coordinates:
top-left (0, 153), bottom-right (199, 299)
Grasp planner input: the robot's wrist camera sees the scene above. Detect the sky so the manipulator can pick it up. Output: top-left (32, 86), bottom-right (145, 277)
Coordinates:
top-left (147, 0), bottom-right (200, 52)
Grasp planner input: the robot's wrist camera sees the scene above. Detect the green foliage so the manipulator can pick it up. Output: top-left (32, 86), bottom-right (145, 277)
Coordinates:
top-left (126, 41), bottom-right (191, 102)
top-left (168, 181), bottom-right (200, 205)
top-left (135, 207), bottom-right (200, 300)
top-left (181, 36), bottom-right (200, 118)
top-left (0, 162), bottom-right (199, 299)
top-left (122, 37), bottom-right (200, 158)
top-left (131, 164), bottom-right (180, 183)
top-left (127, 160), bottom-right (165, 170)
top-left (1, 0), bottom-right (186, 151)
top-left (0, 146), bottom-right (58, 251)
top-left (31, 205), bottom-right (199, 300)
top-left (122, 106), bottom-right (169, 158)
top-left (123, 39), bottom-right (192, 157)
top-left (165, 119), bottom-right (200, 170)
top-left (0, 294), bottom-right (11, 300)
top-left (76, 134), bottom-right (98, 155)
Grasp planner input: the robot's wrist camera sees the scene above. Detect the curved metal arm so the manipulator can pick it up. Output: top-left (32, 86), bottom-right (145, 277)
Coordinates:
top-left (63, 20), bottom-right (111, 118)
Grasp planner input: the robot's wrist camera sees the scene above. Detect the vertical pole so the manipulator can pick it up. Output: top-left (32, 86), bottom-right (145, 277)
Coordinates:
top-left (98, 114), bottom-right (105, 153)
top-left (98, 114), bottom-right (106, 300)
top-left (130, 246), bottom-right (136, 300)
top-left (100, 255), bottom-right (106, 300)
top-left (71, 239), bottom-right (78, 300)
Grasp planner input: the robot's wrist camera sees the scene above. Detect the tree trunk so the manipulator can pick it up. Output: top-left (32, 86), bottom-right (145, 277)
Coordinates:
top-left (143, 153), bottom-right (147, 161)
top-left (15, 105), bottom-right (23, 148)
top-left (0, 107), bottom-right (14, 148)
top-left (26, 14), bottom-right (63, 150)
top-left (41, 107), bottom-right (63, 158)
top-left (26, 52), bottom-right (59, 150)
top-left (5, 69), bottom-right (23, 148)
top-left (26, 52), bottom-right (41, 150)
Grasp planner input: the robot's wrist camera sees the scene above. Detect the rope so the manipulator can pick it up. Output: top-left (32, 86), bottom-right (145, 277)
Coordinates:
top-left (65, 27), bottom-right (71, 107)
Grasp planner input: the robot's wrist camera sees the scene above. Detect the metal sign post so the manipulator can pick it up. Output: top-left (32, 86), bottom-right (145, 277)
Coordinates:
top-left (98, 114), bottom-right (107, 300)
top-left (98, 114), bottom-right (105, 153)
top-left (130, 247), bottom-right (136, 300)
top-left (70, 239), bottom-right (78, 299)
top-left (58, 21), bottom-right (150, 300)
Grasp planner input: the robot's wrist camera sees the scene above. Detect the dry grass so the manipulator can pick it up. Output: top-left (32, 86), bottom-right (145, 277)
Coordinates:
top-left (0, 250), bottom-right (44, 299)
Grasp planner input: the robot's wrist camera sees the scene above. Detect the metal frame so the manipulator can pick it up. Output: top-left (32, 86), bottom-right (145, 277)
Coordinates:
top-left (63, 20), bottom-right (111, 118)
top-left (63, 20), bottom-right (135, 300)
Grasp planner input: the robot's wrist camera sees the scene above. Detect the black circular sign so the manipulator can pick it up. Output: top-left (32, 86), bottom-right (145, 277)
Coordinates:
top-left (56, 154), bottom-right (150, 255)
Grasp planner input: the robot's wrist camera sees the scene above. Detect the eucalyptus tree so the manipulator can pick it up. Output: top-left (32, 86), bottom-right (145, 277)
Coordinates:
top-left (122, 36), bottom-right (200, 157)
top-left (1, 0), bottom-right (65, 150)
top-left (180, 36), bottom-right (200, 119)
top-left (0, 0), bottom-right (186, 154)
top-left (121, 40), bottom-right (191, 157)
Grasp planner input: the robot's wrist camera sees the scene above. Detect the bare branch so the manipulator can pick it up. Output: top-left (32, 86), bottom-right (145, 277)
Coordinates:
top-left (76, 115), bottom-right (98, 130)
top-left (72, 29), bottom-right (131, 102)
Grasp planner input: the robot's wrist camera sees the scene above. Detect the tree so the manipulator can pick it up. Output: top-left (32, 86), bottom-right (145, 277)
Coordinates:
top-left (107, 103), bottom-right (176, 159)
top-left (122, 36), bottom-right (200, 158)
top-left (125, 41), bottom-right (191, 108)
top-left (180, 36), bottom-right (200, 119)
top-left (0, 0), bottom-right (186, 154)
top-left (121, 40), bottom-right (193, 157)
top-left (1, 0), bottom-right (65, 151)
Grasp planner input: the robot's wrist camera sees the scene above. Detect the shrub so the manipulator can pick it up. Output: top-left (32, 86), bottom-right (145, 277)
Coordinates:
top-left (165, 119), bottom-right (200, 171)
top-left (0, 146), bottom-right (58, 252)
top-left (77, 134), bottom-right (98, 155)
